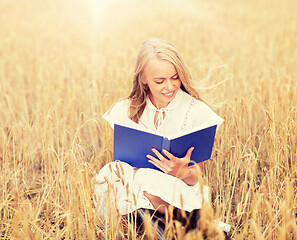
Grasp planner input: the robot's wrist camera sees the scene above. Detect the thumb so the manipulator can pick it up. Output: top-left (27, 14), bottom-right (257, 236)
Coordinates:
top-left (185, 147), bottom-right (194, 159)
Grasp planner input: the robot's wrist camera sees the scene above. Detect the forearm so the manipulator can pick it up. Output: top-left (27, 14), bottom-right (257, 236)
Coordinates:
top-left (180, 163), bottom-right (202, 186)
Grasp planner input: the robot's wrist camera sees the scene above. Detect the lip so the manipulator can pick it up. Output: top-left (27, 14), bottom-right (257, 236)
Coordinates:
top-left (162, 90), bottom-right (175, 98)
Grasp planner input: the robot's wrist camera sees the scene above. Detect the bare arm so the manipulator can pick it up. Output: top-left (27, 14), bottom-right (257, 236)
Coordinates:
top-left (179, 163), bottom-right (202, 186)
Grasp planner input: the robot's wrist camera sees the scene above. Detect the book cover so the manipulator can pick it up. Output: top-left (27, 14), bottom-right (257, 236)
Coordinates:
top-left (113, 123), bottom-right (217, 170)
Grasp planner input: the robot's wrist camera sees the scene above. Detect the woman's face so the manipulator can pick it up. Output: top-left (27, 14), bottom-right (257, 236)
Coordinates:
top-left (142, 58), bottom-right (181, 109)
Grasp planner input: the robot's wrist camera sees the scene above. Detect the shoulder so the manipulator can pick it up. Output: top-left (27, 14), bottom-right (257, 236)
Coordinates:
top-left (103, 99), bottom-right (130, 129)
top-left (179, 90), bottom-right (194, 104)
top-left (178, 90), bottom-right (209, 113)
top-left (186, 96), bottom-right (224, 129)
top-left (109, 99), bottom-right (130, 113)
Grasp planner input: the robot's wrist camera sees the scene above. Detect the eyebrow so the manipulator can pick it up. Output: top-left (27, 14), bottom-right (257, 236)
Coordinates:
top-left (153, 73), bottom-right (178, 80)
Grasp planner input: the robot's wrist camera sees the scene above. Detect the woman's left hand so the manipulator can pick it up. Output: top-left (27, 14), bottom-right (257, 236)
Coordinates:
top-left (146, 147), bottom-right (194, 180)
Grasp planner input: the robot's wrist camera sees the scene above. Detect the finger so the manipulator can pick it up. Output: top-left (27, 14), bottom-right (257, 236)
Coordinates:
top-left (151, 148), bottom-right (168, 161)
top-left (148, 159), bottom-right (167, 172)
top-left (146, 154), bottom-right (160, 162)
top-left (147, 153), bottom-right (169, 172)
top-left (185, 147), bottom-right (195, 159)
top-left (162, 149), bottom-right (175, 159)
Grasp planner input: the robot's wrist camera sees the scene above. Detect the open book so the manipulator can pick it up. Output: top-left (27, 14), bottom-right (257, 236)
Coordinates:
top-left (113, 123), bottom-right (218, 170)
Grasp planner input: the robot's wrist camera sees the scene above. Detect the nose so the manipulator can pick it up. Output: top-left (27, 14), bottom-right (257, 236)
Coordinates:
top-left (164, 79), bottom-right (173, 90)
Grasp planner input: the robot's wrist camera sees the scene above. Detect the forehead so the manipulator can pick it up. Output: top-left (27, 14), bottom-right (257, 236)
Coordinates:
top-left (144, 58), bottom-right (177, 78)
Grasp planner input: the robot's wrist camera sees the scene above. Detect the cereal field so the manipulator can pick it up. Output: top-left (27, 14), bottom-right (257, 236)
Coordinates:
top-left (0, 0), bottom-right (296, 239)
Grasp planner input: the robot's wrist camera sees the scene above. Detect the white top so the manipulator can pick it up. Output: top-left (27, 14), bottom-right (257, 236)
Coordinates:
top-left (95, 89), bottom-right (225, 222)
top-left (103, 89), bottom-right (224, 137)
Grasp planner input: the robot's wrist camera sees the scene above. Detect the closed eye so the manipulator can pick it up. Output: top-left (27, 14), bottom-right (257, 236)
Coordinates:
top-left (155, 80), bottom-right (164, 84)
top-left (154, 78), bottom-right (165, 84)
top-left (171, 74), bottom-right (179, 80)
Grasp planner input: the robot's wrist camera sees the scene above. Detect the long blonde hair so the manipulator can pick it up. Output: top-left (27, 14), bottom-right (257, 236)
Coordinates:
top-left (128, 38), bottom-right (203, 123)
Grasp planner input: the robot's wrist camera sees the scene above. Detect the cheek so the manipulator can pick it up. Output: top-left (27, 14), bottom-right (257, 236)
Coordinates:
top-left (149, 83), bottom-right (162, 91)
top-left (147, 84), bottom-right (159, 94)
top-left (176, 80), bottom-right (182, 88)
top-left (153, 86), bottom-right (163, 93)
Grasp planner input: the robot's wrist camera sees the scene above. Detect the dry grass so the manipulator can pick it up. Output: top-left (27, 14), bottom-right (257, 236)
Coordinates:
top-left (0, 0), bottom-right (296, 239)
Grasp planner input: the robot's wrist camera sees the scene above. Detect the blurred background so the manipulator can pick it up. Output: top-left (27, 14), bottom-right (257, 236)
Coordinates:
top-left (0, 0), bottom-right (296, 239)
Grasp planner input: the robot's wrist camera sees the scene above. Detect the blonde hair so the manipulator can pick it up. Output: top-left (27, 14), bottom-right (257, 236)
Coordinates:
top-left (128, 38), bottom-right (203, 123)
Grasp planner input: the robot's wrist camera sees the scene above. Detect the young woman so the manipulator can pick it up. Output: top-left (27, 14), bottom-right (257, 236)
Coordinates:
top-left (94, 39), bottom-right (228, 237)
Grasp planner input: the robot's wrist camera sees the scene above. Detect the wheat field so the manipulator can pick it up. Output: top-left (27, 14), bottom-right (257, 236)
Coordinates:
top-left (0, 0), bottom-right (296, 239)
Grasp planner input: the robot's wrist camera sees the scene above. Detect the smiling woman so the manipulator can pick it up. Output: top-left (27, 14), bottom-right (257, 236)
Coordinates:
top-left (94, 38), bottom-right (229, 238)
top-left (141, 58), bottom-right (182, 110)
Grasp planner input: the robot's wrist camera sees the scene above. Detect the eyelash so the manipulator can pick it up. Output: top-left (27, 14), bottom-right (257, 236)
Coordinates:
top-left (155, 76), bottom-right (179, 84)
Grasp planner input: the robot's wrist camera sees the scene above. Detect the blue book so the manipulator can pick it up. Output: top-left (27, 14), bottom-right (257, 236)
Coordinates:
top-left (113, 123), bottom-right (218, 170)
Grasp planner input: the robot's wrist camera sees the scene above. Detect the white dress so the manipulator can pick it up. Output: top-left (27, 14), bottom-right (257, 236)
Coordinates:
top-left (94, 89), bottom-right (224, 219)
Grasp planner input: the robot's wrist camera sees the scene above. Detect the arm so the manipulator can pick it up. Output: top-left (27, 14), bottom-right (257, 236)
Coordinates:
top-left (180, 164), bottom-right (201, 186)
top-left (146, 147), bottom-right (202, 186)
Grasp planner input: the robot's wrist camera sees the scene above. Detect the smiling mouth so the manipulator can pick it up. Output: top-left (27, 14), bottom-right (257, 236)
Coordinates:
top-left (162, 91), bottom-right (175, 98)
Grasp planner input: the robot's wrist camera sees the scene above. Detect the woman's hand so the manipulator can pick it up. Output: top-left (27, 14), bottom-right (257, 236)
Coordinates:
top-left (146, 147), bottom-right (200, 185)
